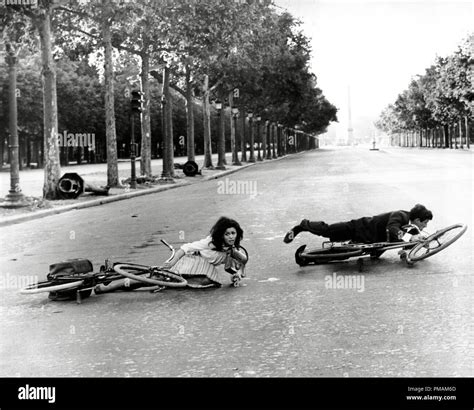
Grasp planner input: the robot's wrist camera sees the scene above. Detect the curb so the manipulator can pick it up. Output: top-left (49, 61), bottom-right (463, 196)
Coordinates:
top-left (0, 160), bottom-right (263, 228)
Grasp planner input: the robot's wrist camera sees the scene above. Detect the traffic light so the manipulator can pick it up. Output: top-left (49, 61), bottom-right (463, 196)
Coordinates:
top-left (131, 90), bottom-right (144, 113)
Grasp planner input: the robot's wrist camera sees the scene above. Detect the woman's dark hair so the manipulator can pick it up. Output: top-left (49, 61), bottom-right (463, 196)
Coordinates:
top-left (409, 204), bottom-right (433, 222)
top-left (210, 216), bottom-right (243, 250)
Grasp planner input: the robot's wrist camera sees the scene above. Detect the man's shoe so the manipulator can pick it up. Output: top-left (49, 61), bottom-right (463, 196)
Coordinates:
top-left (283, 225), bottom-right (303, 243)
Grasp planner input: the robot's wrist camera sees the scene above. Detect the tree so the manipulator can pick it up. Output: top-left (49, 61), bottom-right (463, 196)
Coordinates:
top-left (167, 0), bottom-right (271, 168)
top-left (106, 1), bottom-right (176, 177)
top-left (55, 0), bottom-right (136, 186)
top-left (377, 34), bottom-right (472, 148)
top-left (15, 1), bottom-right (63, 199)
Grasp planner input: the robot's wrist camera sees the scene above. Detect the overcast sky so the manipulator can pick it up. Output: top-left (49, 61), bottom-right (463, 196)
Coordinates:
top-left (274, 0), bottom-right (473, 139)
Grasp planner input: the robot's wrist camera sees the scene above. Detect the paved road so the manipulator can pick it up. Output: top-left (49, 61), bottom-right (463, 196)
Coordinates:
top-left (0, 146), bottom-right (472, 377)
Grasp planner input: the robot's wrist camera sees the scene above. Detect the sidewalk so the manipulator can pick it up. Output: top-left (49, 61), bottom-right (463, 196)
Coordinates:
top-left (0, 152), bottom-right (288, 227)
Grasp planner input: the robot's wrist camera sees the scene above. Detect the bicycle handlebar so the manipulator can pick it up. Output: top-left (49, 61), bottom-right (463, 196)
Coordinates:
top-left (158, 239), bottom-right (176, 266)
top-left (160, 239), bottom-right (173, 250)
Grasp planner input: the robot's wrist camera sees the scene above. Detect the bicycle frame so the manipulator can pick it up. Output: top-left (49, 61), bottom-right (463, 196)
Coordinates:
top-left (322, 240), bottom-right (414, 251)
top-left (296, 224), bottom-right (466, 271)
top-left (321, 227), bottom-right (431, 252)
top-left (320, 240), bottom-right (418, 258)
top-left (20, 240), bottom-right (185, 303)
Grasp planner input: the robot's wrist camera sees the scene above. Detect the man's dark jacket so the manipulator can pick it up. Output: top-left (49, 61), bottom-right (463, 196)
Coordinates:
top-left (350, 210), bottom-right (411, 243)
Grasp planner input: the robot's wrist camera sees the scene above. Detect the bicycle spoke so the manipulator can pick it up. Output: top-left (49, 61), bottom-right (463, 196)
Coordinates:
top-left (407, 224), bottom-right (467, 262)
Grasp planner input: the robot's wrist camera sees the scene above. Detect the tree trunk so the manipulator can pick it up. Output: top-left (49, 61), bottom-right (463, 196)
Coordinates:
top-left (465, 116), bottom-right (470, 149)
top-left (185, 65), bottom-right (195, 162)
top-left (140, 53), bottom-right (152, 177)
top-left (256, 120), bottom-right (262, 160)
top-left (26, 135), bottom-right (31, 167)
top-left (217, 93), bottom-right (226, 169)
top-left (76, 146), bottom-right (82, 164)
top-left (276, 125), bottom-right (281, 156)
top-left (161, 66), bottom-right (174, 178)
top-left (38, 9), bottom-right (61, 199)
top-left (202, 75), bottom-right (213, 168)
top-left (454, 124), bottom-right (458, 149)
top-left (0, 131), bottom-right (4, 168)
top-left (166, 69), bottom-right (174, 166)
top-left (102, 16), bottom-right (119, 187)
top-left (240, 114), bottom-right (247, 162)
top-left (262, 120), bottom-right (268, 160)
top-left (272, 124), bottom-right (277, 158)
top-left (266, 121), bottom-right (272, 159)
top-left (248, 116), bottom-right (255, 162)
top-left (229, 91), bottom-right (240, 165)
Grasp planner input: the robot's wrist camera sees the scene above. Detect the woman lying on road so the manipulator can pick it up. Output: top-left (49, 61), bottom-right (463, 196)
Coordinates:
top-left (161, 216), bottom-right (248, 288)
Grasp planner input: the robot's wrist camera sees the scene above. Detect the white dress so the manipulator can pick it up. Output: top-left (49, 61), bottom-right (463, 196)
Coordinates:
top-left (169, 236), bottom-right (245, 287)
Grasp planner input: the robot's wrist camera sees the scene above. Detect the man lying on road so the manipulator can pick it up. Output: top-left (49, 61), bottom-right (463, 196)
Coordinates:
top-left (283, 204), bottom-right (433, 244)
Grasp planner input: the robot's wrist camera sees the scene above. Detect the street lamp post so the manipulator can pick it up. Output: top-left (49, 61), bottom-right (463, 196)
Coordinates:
top-left (215, 100), bottom-right (226, 169)
top-left (130, 112), bottom-right (137, 189)
top-left (256, 115), bottom-right (262, 161)
top-left (248, 111), bottom-right (255, 162)
top-left (130, 90), bottom-right (144, 188)
top-left (1, 50), bottom-right (28, 208)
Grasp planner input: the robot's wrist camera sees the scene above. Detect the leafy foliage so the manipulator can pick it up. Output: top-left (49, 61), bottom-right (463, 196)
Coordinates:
top-left (1, 0), bottom-right (338, 178)
top-left (377, 34), bottom-right (473, 134)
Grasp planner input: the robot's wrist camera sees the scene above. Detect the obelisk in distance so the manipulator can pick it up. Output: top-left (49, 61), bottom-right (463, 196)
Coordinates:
top-left (347, 86), bottom-right (354, 145)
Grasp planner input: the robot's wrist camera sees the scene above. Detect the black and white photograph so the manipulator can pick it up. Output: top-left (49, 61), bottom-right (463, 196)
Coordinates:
top-left (0, 0), bottom-right (472, 408)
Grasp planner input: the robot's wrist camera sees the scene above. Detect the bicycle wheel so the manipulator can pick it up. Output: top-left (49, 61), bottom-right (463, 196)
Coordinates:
top-left (113, 263), bottom-right (187, 288)
top-left (407, 224), bottom-right (467, 262)
top-left (20, 279), bottom-right (84, 294)
top-left (295, 245), bottom-right (364, 266)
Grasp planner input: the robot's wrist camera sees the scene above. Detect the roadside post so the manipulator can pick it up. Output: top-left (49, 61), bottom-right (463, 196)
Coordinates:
top-left (130, 90), bottom-right (144, 189)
